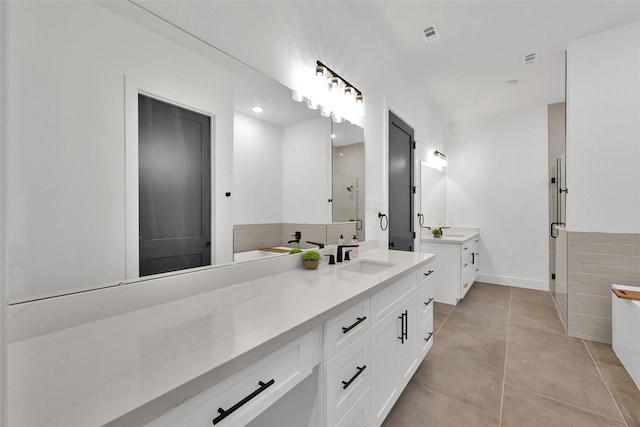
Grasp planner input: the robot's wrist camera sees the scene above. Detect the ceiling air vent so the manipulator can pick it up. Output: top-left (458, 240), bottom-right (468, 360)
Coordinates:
top-left (421, 24), bottom-right (440, 44)
top-left (523, 51), bottom-right (539, 65)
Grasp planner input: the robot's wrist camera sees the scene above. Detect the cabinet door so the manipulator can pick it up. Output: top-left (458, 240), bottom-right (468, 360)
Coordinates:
top-left (396, 297), bottom-right (418, 390)
top-left (370, 294), bottom-right (418, 427)
top-left (369, 308), bottom-right (400, 427)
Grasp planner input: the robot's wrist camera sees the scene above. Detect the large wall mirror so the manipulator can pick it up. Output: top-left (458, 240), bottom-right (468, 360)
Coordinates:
top-left (6, 1), bottom-right (365, 302)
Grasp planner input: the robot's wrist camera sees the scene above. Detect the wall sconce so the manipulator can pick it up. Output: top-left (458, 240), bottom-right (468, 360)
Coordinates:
top-left (431, 150), bottom-right (448, 170)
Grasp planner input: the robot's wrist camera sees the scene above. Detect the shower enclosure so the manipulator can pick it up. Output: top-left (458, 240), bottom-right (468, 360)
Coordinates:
top-left (550, 155), bottom-right (568, 331)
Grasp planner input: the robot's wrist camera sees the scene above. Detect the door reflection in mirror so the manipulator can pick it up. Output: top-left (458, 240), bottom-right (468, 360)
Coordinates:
top-left (138, 94), bottom-right (212, 276)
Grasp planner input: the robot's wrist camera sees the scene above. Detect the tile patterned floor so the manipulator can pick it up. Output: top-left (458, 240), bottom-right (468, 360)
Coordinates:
top-left (382, 282), bottom-right (640, 427)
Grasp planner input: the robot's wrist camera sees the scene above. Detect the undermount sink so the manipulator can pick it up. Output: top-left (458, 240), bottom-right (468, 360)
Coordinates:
top-left (340, 260), bottom-right (396, 275)
top-left (444, 234), bottom-right (466, 237)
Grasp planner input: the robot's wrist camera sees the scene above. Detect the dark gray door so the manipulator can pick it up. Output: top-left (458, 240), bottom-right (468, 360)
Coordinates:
top-left (138, 94), bottom-right (211, 276)
top-left (388, 112), bottom-right (414, 251)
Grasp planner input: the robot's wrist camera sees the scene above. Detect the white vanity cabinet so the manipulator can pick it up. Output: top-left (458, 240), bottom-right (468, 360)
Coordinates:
top-left (421, 234), bottom-right (480, 305)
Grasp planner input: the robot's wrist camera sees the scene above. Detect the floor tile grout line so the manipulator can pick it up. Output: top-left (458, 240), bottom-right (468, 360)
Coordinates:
top-left (412, 382), bottom-right (502, 421)
top-left (438, 322), bottom-right (509, 342)
top-left (498, 286), bottom-right (512, 427)
top-left (582, 339), bottom-right (629, 427)
top-left (504, 381), bottom-right (629, 425)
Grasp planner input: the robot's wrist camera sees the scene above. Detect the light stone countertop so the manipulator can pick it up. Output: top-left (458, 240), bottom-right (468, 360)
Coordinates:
top-left (420, 227), bottom-right (479, 244)
top-left (8, 249), bottom-right (434, 427)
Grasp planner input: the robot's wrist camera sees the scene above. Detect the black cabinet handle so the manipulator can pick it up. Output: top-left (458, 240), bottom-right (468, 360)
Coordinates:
top-left (404, 310), bottom-right (409, 340)
top-left (424, 332), bottom-right (433, 343)
top-left (471, 253), bottom-right (475, 265)
top-left (463, 263), bottom-right (468, 267)
top-left (463, 282), bottom-right (469, 289)
top-left (342, 316), bottom-right (367, 334)
top-left (423, 270), bottom-right (434, 277)
top-left (397, 310), bottom-right (408, 343)
top-left (424, 298), bottom-right (434, 307)
top-left (342, 365), bottom-right (367, 389)
top-left (212, 379), bottom-right (275, 425)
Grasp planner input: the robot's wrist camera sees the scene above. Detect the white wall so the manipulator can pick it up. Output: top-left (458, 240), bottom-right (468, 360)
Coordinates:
top-left (446, 106), bottom-right (549, 290)
top-left (566, 21), bottom-right (640, 233)
top-left (7, 2), bottom-right (234, 300)
top-left (282, 117), bottom-right (332, 224)
top-left (233, 113), bottom-right (283, 224)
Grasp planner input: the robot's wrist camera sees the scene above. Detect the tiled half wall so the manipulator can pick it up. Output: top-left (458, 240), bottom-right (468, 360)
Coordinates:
top-left (567, 232), bottom-right (640, 343)
top-left (234, 223), bottom-right (357, 253)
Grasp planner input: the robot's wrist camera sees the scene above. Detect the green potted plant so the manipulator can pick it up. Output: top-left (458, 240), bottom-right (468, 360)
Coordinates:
top-left (288, 248), bottom-right (302, 255)
top-left (432, 228), bottom-right (442, 239)
top-left (301, 250), bottom-right (321, 270)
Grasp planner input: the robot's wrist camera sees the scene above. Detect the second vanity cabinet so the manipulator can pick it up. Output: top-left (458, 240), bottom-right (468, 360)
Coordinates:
top-left (421, 234), bottom-right (480, 305)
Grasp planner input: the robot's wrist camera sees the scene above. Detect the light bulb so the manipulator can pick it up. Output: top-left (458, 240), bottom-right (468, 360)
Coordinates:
top-left (252, 106), bottom-right (264, 113)
top-left (292, 91), bottom-right (304, 102)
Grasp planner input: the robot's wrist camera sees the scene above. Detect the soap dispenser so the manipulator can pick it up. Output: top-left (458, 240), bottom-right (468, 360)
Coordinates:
top-left (350, 235), bottom-right (358, 257)
top-left (338, 234), bottom-right (345, 245)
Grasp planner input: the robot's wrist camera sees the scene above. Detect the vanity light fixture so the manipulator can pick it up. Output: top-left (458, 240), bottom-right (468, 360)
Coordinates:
top-left (252, 106), bottom-right (264, 113)
top-left (306, 98), bottom-right (319, 110)
top-left (432, 150), bottom-right (448, 169)
top-left (316, 60), bottom-right (364, 104)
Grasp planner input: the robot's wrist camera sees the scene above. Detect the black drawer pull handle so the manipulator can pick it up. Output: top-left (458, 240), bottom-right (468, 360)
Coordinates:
top-left (463, 263), bottom-right (468, 267)
top-left (425, 332), bottom-right (433, 343)
top-left (342, 365), bottom-right (367, 389)
top-left (423, 270), bottom-right (434, 277)
top-left (212, 379), bottom-right (275, 425)
top-left (424, 298), bottom-right (434, 307)
top-left (463, 282), bottom-right (469, 289)
top-left (342, 316), bottom-right (367, 334)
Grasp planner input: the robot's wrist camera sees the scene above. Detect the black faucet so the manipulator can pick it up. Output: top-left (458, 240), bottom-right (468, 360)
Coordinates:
top-left (337, 244), bottom-right (359, 263)
top-left (438, 226), bottom-right (450, 234)
top-left (305, 240), bottom-right (325, 249)
top-left (288, 231), bottom-right (301, 244)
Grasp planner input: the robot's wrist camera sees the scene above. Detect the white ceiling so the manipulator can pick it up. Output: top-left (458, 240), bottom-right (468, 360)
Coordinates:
top-left (135, 1), bottom-right (640, 124)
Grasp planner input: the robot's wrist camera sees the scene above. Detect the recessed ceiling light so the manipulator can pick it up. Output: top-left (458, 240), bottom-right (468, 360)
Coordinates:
top-left (331, 134), bottom-right (336, 139)
top-left (501, 79), bottom-right (519, 88)
top-left (252, 106), bottom-right (264, 113)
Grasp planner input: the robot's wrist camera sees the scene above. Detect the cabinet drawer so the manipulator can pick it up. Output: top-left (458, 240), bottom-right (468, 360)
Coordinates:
top-left (335, 387), bottom-right (370, 427)
top-left (370, 272), bottom-right (418, 325)
top-left (325, 331), bottom-right (370, 427)
top-left (419, 280), bottom-right (434, 326)
top-left (421, 263), bottom-right (435, 285)
top-left (418, 314), bottom-right (434, 360)
top-left (146, 328), bottom-right (320, 427)
top-left (324, 299), bottom-right (370, 360)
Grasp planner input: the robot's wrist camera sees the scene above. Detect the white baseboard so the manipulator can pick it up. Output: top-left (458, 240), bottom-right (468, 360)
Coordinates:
top-left (477, 274), bottom-right (549, 291)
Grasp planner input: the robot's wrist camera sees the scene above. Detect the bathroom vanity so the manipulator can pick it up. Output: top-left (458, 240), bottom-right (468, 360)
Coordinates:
top-left (8, 247), bottom-right (435, 427)
top-left (420, 228), bottom-right (480, 305)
